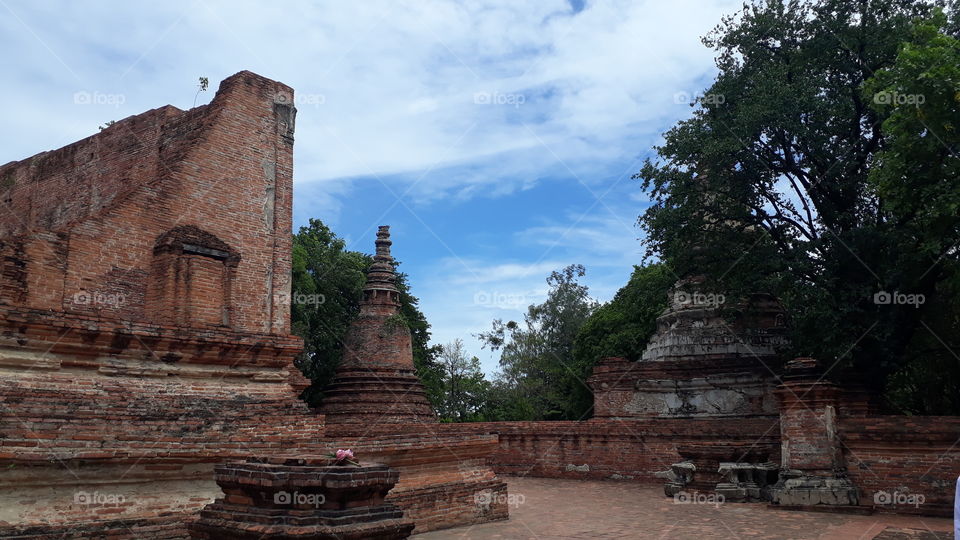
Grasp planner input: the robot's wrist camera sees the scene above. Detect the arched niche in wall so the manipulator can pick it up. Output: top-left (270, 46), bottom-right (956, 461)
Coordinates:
top-left (147, 225), bottom-right (240, 328)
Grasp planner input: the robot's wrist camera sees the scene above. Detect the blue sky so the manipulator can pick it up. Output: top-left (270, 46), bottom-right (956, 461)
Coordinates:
top-left (1, 0), bottom-right (742, 374)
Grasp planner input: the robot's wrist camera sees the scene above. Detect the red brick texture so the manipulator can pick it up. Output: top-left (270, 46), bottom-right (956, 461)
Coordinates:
top-left (0, 71), bottom-right (295, 334)
top-left (776, 379), bottom-right (846, 475)
top-left (841, 416), bottom-right (960, 517)
top-left (0, 72), bottom-right (507, 538)
top-left (372, 419), bottom-right (782, 482)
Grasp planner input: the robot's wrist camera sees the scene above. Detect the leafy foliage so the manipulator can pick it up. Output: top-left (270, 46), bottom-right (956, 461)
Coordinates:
top-left (865, 8), bottom-right (960, 413)
top-left (478, 264), bottom-right (599, 420)
top-left (635, 0), bottom-right (960, 411)
top-left (435, 339), bottom-right (492, 422)
top-left (573, 263), bottom-right (674, 365)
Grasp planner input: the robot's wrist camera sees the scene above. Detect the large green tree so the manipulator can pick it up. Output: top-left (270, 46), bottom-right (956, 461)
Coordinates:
top-left (478, 264), bottom-right (599, 420)
top-left (291, 219), bottom-right (443, 407)
top-left (435, 339), bottom-right (492, 422)
top-left (865, 8), bottom-right (960, 413)
top-left (635, 0), bottom-right (959, 410)
top-left (573, 263), bottom-right (674, 367)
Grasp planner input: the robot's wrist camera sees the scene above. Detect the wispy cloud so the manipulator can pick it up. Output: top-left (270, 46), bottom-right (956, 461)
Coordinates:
top-left (2, 0), bottom-right (739, 199)
top-left (1, 0), bottom-right (739, 373)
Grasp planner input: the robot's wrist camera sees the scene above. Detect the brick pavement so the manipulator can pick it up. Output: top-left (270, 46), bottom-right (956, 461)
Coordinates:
top-left (416, 477), bottom-right (954, 539)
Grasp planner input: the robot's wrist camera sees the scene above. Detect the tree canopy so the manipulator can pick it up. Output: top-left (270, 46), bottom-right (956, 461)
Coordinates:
top-left (478, 264), bottom-right (599, 420)
top-left (435, 339), bottom-right (491, 422)
top-left (572, 263), bottom-right (674, 366)
top-left (635, 0), bottom-right (960, 411)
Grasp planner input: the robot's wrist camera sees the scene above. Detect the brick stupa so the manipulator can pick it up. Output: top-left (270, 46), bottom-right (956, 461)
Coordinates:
top-left (319, 226), bottom-right (436, 434)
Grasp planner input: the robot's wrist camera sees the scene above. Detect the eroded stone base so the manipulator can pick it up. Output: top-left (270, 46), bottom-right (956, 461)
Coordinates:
top-left (770, 471), bottom-right (860, 507)
top-left (715, 462), bottom-right (779, 502)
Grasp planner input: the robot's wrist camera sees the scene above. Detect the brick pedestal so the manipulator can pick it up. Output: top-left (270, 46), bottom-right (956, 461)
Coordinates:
top-left (189, 457), bottom-right (414, 539)
top-left (770, 358), bottom-right (859, 507)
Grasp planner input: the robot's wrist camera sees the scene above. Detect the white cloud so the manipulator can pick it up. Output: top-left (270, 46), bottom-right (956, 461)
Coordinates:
top-left (1, 0), bottom-right (741, 203)
top-left (417, 257), bottom-right (562, 374)
top-left (0, 0), bottom-right (736, 374)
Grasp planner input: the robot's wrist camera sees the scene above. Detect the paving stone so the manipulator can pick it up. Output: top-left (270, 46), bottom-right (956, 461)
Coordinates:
top-left (417, 477), bottom-right (955, 540)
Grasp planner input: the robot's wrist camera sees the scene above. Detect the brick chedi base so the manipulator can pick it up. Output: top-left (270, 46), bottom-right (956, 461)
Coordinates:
top-left (189, 457), bottom-right (413, 540)
top-left (319, 226), bottom-right (435, 435)
top-left (588, 277), bottom-right (789, 419)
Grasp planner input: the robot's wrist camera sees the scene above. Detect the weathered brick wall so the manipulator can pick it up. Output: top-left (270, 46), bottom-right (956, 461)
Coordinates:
top-left (841, 416), bottom-right (960, 517)
top-left (374, 419), bottom-right (782, 482)
top-left (0, 105), bottom-right (175, 235)
top-left (0, 432), bottom-right (507, 538)
top-left (369, 415), bottom-right (958, 517)
top-left (0, 71), bottom-right (294, 335)
top-left (0, 72), bottom-right (508, 538)
top-left (775, 380), bottom-right (845, 475)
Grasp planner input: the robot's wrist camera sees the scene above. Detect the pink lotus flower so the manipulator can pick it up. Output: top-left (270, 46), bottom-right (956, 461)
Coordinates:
top-left (325, 448), bottom-right (359, 466)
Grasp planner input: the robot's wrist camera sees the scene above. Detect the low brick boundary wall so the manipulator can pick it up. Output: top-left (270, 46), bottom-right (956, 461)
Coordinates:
top-left (371, 418), bottom-right (782, 482)
top-left (373, 416), bottom-right (959, 518)
top-left (841, 416), bottom-right (960, 517)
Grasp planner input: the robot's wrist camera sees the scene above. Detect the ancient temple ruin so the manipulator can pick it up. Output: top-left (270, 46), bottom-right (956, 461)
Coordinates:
top-left (589, 276), bottom-right (789, 419)
top-left (0, 71), bottom-right (507, 538)
top-left (319, 226), bottom-right (435, 434)
top-left (0, 70), bottom-right (956, 538)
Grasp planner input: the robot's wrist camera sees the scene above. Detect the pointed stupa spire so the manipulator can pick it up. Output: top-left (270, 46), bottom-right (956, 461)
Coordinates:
top-left (318, 225), bottom-right (437, 433)
top-left (361, 226), bottom-right (400, 311)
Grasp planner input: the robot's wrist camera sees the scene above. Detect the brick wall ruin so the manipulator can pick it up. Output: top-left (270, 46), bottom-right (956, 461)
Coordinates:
top-left (0, 68), bottom-right (954, 537)
top-left (0, 72), bottom-right (295, 334)
top-left (369, 413), bottom-right (957, 518)
top-left (0, 71), bottom-right (508, 538)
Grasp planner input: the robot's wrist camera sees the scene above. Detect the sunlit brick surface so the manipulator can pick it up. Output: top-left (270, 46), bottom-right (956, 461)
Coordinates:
top-left (0, 72), bottom-right (508, 538)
